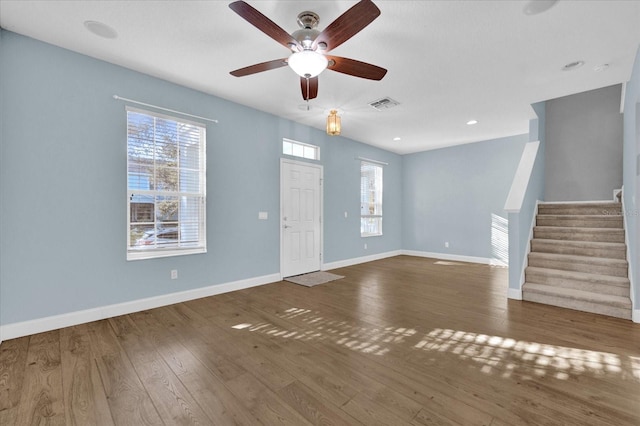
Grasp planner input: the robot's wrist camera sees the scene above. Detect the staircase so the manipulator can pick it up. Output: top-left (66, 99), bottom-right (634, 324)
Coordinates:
top-left (523, 202), bottom-right (632, 320)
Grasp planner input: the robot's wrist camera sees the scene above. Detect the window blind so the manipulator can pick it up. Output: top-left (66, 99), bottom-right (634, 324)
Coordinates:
top-left (126, 108), bottom-right (206, 260)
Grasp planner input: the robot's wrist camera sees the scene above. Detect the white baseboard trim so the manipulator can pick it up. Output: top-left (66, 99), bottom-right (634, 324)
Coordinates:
top-left (0, 272), bottom-right (281, 342)
top-left (508, 288), bottom-right (523, 300)
top-left (322, 250), bottom-right (402, 270)
top-left (401, 250), bottom-right (507, 266)
top-left (633, 310), bottom-right (640, 323)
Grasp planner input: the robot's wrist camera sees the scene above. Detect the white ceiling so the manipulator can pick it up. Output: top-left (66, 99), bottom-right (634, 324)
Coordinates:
top-left (1, 1), bottom-right (639, 154)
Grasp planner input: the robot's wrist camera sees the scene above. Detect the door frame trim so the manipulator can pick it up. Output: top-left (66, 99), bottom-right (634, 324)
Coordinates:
top-left (280, 158), bottom-right (324, 278)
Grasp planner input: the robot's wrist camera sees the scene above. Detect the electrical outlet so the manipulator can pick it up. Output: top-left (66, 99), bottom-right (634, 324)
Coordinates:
top-left (445, 242), bottom-right (449, 248)
top-left (364, 243), bottom-right (368, 250)
top-left (344, 211), bottom-right (348, 218)
top-left (171, 269), bottom-right (178, 279)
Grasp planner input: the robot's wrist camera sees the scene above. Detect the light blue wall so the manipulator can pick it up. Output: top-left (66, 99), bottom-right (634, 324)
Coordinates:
top-left (323, 141), bottom-right (402, 262)
top-left (402, 134), bottom-right (528, 260)
top-left (622, 45), bottom-right (640, 306)
top-left (0, 31), bottom-right (402, 325)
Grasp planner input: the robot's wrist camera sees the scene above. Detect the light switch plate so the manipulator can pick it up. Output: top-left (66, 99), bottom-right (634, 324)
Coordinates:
top-left (259, 211), bottom-right (268, 220)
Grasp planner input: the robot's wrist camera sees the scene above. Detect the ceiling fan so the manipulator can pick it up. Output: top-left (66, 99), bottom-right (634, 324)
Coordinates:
top-left (228, 0), bottom-right (387, 101)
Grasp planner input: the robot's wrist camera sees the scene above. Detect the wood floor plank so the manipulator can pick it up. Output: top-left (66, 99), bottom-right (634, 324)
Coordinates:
top-left (14, 330), bottom-right (66, 425)
top-left (276, 380), bottom-right (361, 426)
top-left (341, 390), bottom-right (413, 426)
top-left (1, 255), bottom-right (638, 425)
top-left (0, 337), bottom-right (29, 426)
top-left (88, 320), bottom-right (164, 426)
top-left (0, 336), bottom-right (29, 412)
top-left (107, 315), bottom-right (213, 425)
top-left (60, 324), bottom-right (114, 426)
top-left (130, 309), bottom-right (263, 426)
top-left (225, 372), bottom-right (314, 426)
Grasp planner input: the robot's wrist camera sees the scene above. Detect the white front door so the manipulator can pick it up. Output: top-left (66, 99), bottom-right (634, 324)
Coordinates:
top-left (281, 159), bottom-right (322, 278)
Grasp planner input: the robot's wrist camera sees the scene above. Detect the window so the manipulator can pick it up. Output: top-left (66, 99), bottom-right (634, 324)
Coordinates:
top-left (283, 138), bottom-right (319, 160)
top-left (360, 161), bottom-right (383, 236)
top-left (127, 108), bottom-right (206, 260)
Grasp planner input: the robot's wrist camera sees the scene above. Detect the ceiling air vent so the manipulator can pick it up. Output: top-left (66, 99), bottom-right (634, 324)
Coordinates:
top-left (368, 97), bottom-right (400, 111)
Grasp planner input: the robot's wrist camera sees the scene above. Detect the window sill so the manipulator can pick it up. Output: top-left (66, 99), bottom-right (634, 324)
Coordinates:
top-left (127, 247), bottom-right (206, 261)
top-left (361, 233), bottom-right (383, 238)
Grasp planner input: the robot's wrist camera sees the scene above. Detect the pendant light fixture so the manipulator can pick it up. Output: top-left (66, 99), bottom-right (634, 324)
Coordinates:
top-left (326, 110), bottom-right (341, 136)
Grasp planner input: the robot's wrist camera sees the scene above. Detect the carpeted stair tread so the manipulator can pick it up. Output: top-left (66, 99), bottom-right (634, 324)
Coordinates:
top-left (522, 284), bottom-right (631, 319)
top-left (525, 267), bottom-right (630, 296)
top-left (530, 238), bottom-right (627, 259)
top-left (525, 267), bottom-right (630, 287)
top-left (528, 252), bottom-right (628, 267)
top-left (538, 202), bottom-right (621, 216)
top-left (528, 252), bottom-right (628, 277)
top-left (533, 226), bottom-right (625, 243)
top-left (523, 283), bottom-right (631, 306)
top-left (536, 214), bottom-right (623, 228)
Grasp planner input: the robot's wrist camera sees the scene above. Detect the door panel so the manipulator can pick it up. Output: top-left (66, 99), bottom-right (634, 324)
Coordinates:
top-left (281, 160), bottom-right (322, 277)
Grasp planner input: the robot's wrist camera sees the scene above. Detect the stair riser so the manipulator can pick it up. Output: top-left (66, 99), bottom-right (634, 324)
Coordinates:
top-left (536, 217), bottom-right (623, 228)
top-left (525, 272), bottom-right (630, 297)
top-left (527, 257), bottom-right (628, 277)
top-left (533, 229), bottom-right (625, 243)
top-left (530, 241), bottom-right (626, 259)
top-left (538, 206), bottom-right (621, 215)
top-left (523, 292), bottom-right (631, 320)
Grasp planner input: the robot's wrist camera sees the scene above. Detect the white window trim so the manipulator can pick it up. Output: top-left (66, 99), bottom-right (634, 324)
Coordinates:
top-left (360, 160), bottom-right (383, 237)
top-left (282, 138), bottom-right (320, 161)
top-left (126, 107), bottom-right (207, 261)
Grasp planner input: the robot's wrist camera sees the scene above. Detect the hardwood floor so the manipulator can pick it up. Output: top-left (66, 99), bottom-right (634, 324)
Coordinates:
top-left (1, 255), bottom-right (639, 425)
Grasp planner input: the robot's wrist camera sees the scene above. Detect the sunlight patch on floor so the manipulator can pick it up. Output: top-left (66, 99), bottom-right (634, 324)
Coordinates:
top-left (414, 328), bottom-right (633, 381)
top-left (230, 307), bottom-right (415, 356)
top-left (230, 309), bottom-right (637, 383)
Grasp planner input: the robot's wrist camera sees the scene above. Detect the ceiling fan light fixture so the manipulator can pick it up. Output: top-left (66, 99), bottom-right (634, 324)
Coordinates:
top-left (288, 50), bottom-right (328, 78)
top-left (326, 110), bottom-right (341, 136)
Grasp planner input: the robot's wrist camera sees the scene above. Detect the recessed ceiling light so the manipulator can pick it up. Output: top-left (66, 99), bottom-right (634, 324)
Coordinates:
top-left (593, 63), bottom-right (610, 72)
top-left (562, 60), bottom-right (584, 71)
top-left (466, 120), bottom-right (478, 125)
top-left (523, 0), bottom-right (558, 16)
top-left (84, 20), bottom-right (118, 39)
top-left (393, 137), bottom-right (401, 141)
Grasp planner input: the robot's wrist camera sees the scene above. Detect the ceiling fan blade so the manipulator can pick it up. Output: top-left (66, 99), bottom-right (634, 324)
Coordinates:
top-left (300, 77), bottom-right (318, 100)
top-left (312, 0), bottom-right (380, 52)
top-left (230, 59), bottom-right (289, 77)
top-left (326, 56), bottom-right (387, 80)
top-left (229, 1), bottom-right (301, 50)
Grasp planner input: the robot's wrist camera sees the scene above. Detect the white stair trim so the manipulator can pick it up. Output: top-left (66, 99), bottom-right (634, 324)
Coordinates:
top-left (621, 189), bottom-right (637, 320)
